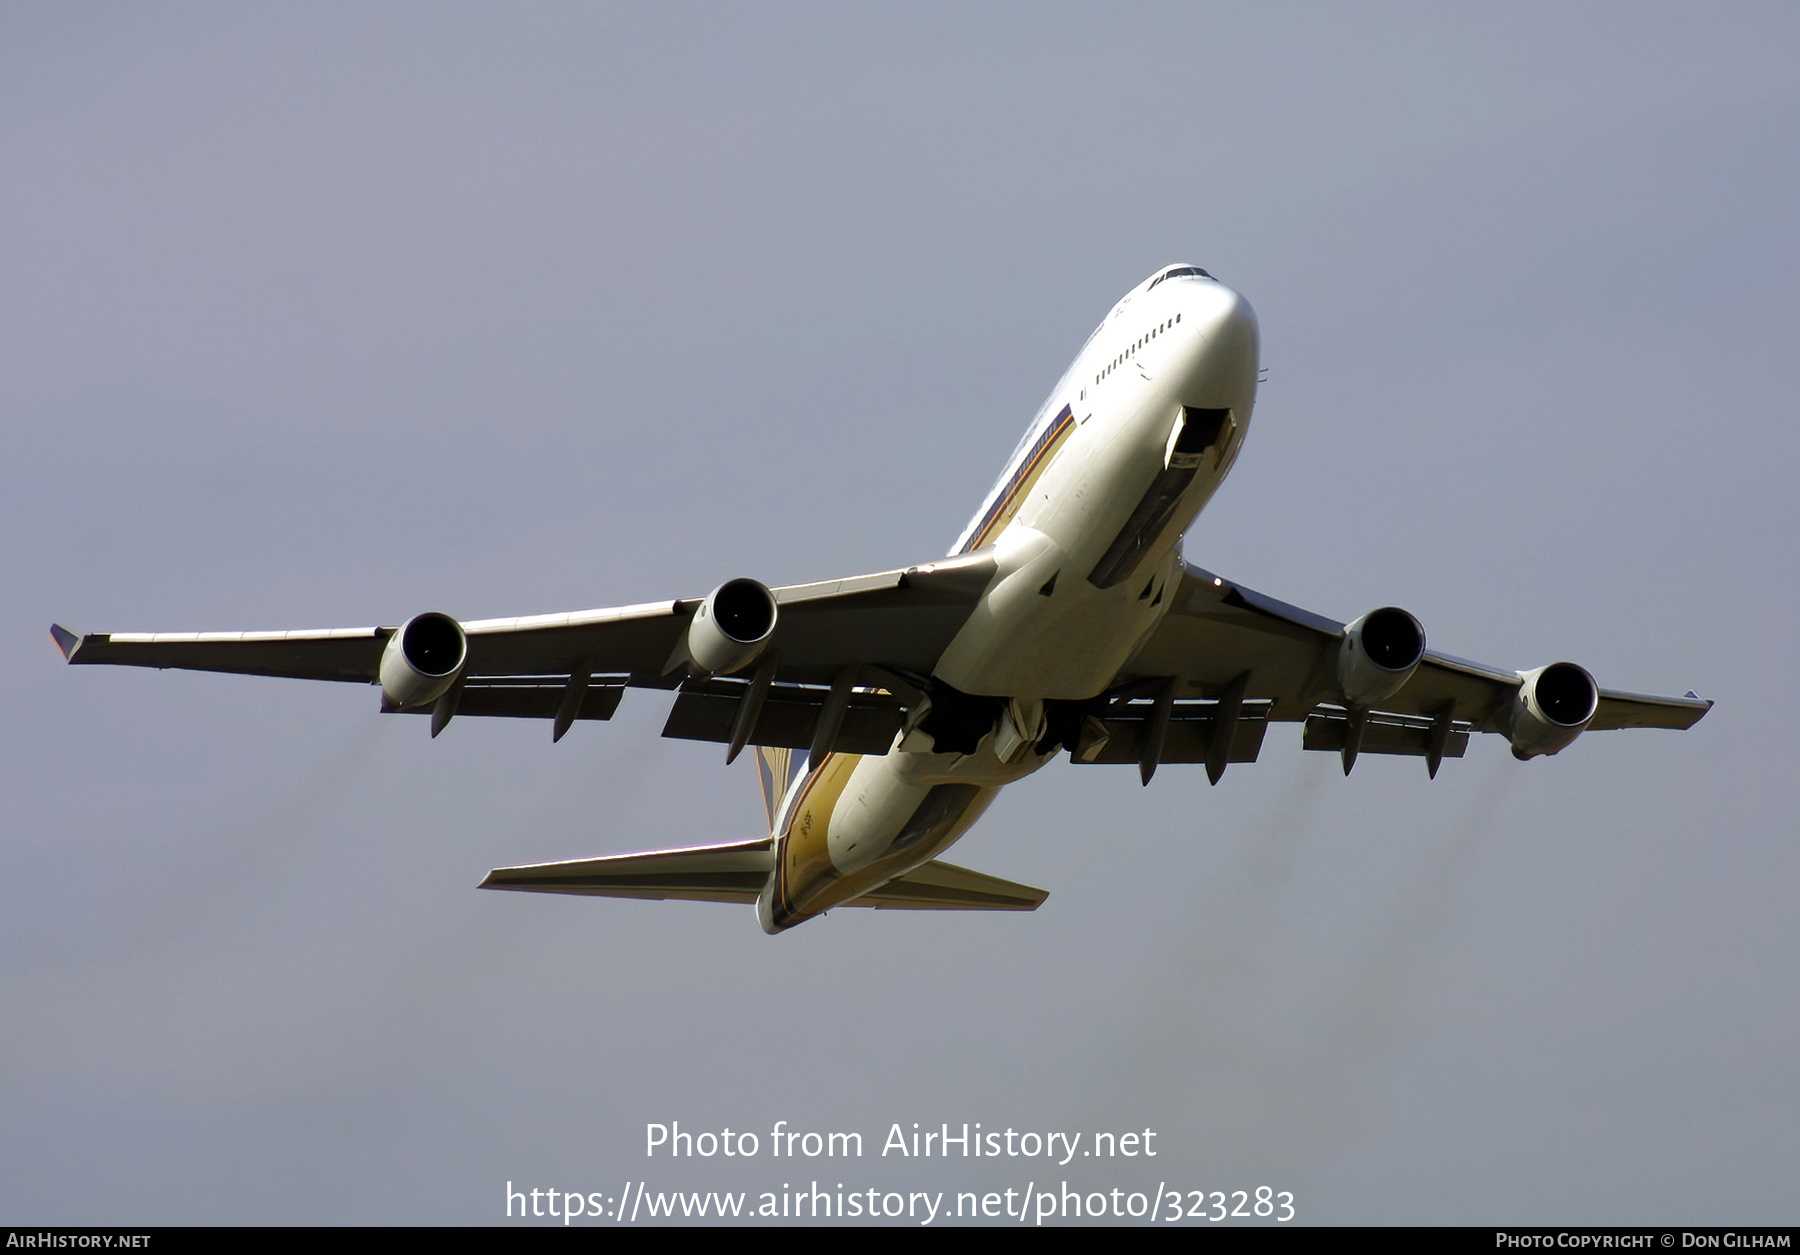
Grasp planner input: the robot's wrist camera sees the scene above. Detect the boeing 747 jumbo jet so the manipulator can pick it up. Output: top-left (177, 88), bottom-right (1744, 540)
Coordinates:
top-left (53, 266), bottom-right (1711, 933)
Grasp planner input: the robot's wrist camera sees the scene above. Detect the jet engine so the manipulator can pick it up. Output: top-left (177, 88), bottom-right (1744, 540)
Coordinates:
top-left (685, 579), bottom-right (778, 676)
top-left (379, 612), bottom-right (467, 708)
top-left (1338, 607), bottom-right (1426, 706)
top-left (1506, 662), bottom-right (1599, 759)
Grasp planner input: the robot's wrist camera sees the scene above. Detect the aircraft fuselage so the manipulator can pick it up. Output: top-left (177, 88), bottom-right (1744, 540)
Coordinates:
top-left (759, 269), bottom-right (1260, 932)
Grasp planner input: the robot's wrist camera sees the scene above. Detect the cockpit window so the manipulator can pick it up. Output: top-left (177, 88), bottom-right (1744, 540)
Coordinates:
top-left (1148, 266), bottom-right (1213, 290)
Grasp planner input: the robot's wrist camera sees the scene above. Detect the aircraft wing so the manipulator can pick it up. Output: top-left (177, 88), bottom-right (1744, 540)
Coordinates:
top-left (480, 839), bottom-right (1048, 911)
top-left (50, 550), bottom-right (998, 750)
top-left (1105, 561), bottom-right (1710, 775)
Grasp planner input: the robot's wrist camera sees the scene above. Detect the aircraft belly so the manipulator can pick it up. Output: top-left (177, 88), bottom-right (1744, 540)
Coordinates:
top-left (762, 281), bottom-right (1263, 933)
top-left (1027, 392), bottom-right (1174, 570)
top-left (933, 411), bottom-right (1225, 700)
top-left (763, 746), bottom-right (1001, 931)
top-left (825, 753), bottom-right (933, 873)
top-left (774, 752), bottom-right (861, 907)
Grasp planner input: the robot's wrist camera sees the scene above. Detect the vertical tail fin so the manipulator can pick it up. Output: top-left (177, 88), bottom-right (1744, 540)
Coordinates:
top-left (755, 745), bottom-right (804, 833)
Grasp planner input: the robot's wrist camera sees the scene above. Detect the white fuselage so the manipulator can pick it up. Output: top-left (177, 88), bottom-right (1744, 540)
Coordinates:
top-left (759, 269), bottom-right (1259, 932)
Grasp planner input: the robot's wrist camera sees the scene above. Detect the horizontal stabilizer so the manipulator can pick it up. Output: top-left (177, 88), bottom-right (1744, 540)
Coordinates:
top-left (843, 860), bottom-right (1048, 911)
top-left (481, 842), bottom-right (1047, 912)
top-left (480, 838), bottom-right (773, 904)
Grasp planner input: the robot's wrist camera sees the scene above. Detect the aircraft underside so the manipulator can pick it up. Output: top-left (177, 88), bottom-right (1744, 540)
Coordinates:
top-left (52, 265), bottom-right (1711, 933)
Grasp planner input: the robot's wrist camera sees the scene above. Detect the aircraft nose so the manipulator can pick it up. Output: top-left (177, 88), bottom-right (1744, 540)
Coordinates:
top-left (1179, 283), bottom-right (1259, 406)
top-left (1193, 282), bottom-right (1258, 354)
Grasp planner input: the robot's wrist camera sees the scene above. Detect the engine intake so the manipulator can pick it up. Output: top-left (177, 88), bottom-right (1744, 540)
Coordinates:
top-left (685, 579), bottom-right (778, 676)
top-left (1507, 662), bottom-right (1598, 759)
top-left (380, 612), bottom-right (467, 708)
top-left (1338, 607), bottom-right (1426, 706)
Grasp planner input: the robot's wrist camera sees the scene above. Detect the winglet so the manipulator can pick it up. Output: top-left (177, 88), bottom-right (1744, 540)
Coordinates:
top-left (49, 624), bottom-right (80, 662)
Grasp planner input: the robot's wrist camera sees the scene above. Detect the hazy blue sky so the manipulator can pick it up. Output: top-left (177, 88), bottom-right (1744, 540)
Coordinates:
top-left (3, 2), bottom-right (1795, 1225)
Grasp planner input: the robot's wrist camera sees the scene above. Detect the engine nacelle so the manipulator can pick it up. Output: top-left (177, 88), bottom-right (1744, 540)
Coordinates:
top-left (379, 612), bottom-right (467, 708)
top-left (1338, 607), bottom-right (1426, 706)
top-left (1507, 662), bottom-right (1598, 759)
top-left (685, 579), bottom-right (778, 676)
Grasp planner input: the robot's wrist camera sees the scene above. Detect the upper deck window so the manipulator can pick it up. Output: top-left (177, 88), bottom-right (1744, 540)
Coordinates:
top-left (1148, 266), bottom-right (1213, 290)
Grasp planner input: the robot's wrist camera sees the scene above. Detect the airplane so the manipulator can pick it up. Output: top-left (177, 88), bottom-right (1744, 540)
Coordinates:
top-left (51, 264), bottom-right (1712, 934)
